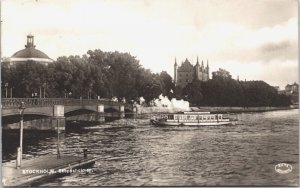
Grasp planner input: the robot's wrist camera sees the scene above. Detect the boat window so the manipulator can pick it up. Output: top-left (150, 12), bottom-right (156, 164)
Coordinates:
top-left (203, 116), bottom-right (207, 120)
top-left (168, 115), bottom-right (174, 119)
top-left (219, 115), bottom-right (222, 119)
top-left (175, 115), bottom-right (178, 120)
top-left (211, 115), bottom-right (214, 120)
top-left (207, 116), bottom-right (210, 120)
top-left (187, 115), bottom-right (190, 120)
top-left (199, 116), bottom-right (202, 120)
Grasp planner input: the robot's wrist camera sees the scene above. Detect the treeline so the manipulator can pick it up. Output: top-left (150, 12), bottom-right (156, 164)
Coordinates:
top-left (2, 49), bottom-right (290, 107)
top-left (180, 76), bottom-right (291, 107)
top-left (1, 50), bottom-right (174, 102)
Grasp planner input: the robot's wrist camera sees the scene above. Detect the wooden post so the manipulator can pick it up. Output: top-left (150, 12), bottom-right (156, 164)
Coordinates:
top-left (19, 114), bottom-right (23, 167)
top-left (83, 149), bottom-right (87, 159)
top-left (57, 119), bottom-right (61, 159)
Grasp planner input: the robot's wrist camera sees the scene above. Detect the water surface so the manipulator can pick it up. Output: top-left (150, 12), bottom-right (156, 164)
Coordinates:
top-left (2, 109), bottom-right (299, 186)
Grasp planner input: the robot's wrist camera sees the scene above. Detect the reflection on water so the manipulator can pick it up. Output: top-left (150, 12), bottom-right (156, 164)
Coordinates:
top-left (2, 109), bottom-right (299, 186)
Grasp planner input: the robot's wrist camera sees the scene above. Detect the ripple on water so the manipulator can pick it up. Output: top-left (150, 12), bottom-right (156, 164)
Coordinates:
top-left (2, 109), bottom-right (299, 186)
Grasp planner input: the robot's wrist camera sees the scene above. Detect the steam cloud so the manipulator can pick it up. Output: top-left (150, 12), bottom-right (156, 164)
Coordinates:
top-left (151, 94), bottom-right (190, 111)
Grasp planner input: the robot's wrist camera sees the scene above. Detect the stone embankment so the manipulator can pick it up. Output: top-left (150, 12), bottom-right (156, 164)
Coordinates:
top-left (136, 105), bottom-right (298, 114)
top-left (191, 106), bottom-right (298, 113)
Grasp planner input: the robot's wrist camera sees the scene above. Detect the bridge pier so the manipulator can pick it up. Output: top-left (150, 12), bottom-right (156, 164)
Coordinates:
top-left (96, 104), bottom-right (105, 123)
top-left (132, 106), bottom-right (138, 119)
top-left (119, 105), bottom-right (125, 118)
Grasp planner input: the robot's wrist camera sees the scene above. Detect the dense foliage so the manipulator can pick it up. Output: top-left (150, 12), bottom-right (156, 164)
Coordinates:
top-left (1, 50), bottom-right (173, 102)
top-left (2, 49), bottom-right (290, 106)
top-left (181, 76), bottom-right (291, 107)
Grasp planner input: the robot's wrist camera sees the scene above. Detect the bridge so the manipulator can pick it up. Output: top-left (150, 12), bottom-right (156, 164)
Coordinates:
top-left (2, 98), bottom-right (136, 131)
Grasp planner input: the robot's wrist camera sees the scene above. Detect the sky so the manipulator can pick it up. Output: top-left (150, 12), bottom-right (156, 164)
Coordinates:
top-left (1, 0), bottom-right (298, 89)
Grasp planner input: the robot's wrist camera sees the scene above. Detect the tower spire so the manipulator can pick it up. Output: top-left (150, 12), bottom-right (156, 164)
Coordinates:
top-left (196, 56), bottom-right (200, 65)
top-left (201, 60), bottom-right (204, 67)
top-left (207, 59), bottom-right (209, 68)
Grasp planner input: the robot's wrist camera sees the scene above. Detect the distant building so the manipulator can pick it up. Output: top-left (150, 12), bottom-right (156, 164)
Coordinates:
top-left (212, 68), bottom-right (232, 79)
top-left (285, 82), bottom-right (298, 94)
top-left (174, 57), bottom-right (209, 88)
top-left (4, 35), bottom-right (54, 66)
top-left (277, 82), bottom-right (299, 105)
top-left (273, 86), bottom-right (280, 92)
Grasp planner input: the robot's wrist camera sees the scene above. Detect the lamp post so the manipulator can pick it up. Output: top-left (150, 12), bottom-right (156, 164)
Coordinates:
top-left (56, 119), bottom-right (61, 159)
top-left (42, 82), bottom-right (46, 98)
top-left (5, 82), bottom-right (8, 98)
top-left (16, 102), bottom-right (25, 168)
top-left (10, 87), bottom-right (13, 98)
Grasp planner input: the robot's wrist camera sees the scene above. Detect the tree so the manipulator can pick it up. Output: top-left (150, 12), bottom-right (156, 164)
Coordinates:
top-left (182, 80), bottom-right (203, 105)
top-left (159, 71), bottom-right (175, 99)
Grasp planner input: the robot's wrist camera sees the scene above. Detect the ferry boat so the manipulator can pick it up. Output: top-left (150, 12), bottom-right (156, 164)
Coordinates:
top-left (150, 111), bottom-right (235, 126)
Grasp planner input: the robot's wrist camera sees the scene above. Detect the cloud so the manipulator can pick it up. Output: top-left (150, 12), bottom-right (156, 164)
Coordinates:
top-left (2, 0), bottom-right (298, 89)
top-left (258, 41), bottom-right (298, 62)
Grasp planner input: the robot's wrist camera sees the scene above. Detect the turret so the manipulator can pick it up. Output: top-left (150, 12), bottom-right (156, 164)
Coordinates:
top-left (206, 59), bottom-right (209, 80)
top-left (25, 34), bottom-right (36, 48)
top-left (174, 57), bottom-right (178, 85)
top-left (195, 56), bottom-right (200, 80)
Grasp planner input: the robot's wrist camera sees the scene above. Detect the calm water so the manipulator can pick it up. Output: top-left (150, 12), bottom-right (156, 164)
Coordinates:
top-left (2, 109), bottom-right (299, 186)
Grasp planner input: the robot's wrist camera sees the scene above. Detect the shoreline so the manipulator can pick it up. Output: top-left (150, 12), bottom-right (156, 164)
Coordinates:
top-left (193, 106), bottom-right (298, 113)
top-left (137, 105), bottom-right (298, 114)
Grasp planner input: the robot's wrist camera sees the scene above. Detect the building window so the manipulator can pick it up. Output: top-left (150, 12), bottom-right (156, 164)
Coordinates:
top-left (186, 73), bottom-right (188, 76)
top-left (186, 79), bottom-right (188, 82)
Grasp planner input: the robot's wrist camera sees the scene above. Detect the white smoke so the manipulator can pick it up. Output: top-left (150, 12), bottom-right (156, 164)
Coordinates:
top-left (139, 96), bottom-right (145, 105)
top-left (151, 94), bottom-right (190, 111)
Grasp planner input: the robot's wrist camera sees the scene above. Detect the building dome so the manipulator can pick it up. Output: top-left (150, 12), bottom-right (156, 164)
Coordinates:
top-left (8, 35), bottom-right (54, 65)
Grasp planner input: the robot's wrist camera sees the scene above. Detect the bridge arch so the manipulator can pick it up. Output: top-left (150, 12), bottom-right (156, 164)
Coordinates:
top-left (65, 109), bottom-right (97, 117)
top-left (104, 106), bottom-right (120, 113)
top-left (64, 105), bottom-right (98, 114)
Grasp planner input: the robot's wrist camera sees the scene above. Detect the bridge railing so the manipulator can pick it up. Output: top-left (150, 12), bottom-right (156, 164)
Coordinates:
top-left (1, 98), bottom-right (133, 109)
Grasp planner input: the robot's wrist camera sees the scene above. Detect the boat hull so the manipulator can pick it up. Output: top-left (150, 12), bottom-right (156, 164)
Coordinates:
top-left (150, 119), bottom-right (233, 126)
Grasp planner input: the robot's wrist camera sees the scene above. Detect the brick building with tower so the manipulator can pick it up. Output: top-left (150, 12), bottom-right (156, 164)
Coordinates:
top-left (174, 57), bottom-right (209, 88)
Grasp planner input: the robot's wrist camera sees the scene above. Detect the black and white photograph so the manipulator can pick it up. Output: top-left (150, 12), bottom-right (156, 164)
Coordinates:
top-left (1, 0), bottom-right (299, 186)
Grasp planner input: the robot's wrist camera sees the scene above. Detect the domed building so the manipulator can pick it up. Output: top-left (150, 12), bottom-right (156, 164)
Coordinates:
top-left (6, 35), bottom-right (54, 65)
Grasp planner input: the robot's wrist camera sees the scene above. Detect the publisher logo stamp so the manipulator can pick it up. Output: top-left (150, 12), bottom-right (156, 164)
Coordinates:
top-left (275, 163), bottom-right (292, 174)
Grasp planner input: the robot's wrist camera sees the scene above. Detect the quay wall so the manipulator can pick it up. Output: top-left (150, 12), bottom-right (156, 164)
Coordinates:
top-left (195, 106), bottom-right (298, 113)
top-left (137, 105), bottom-right (298, 114)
